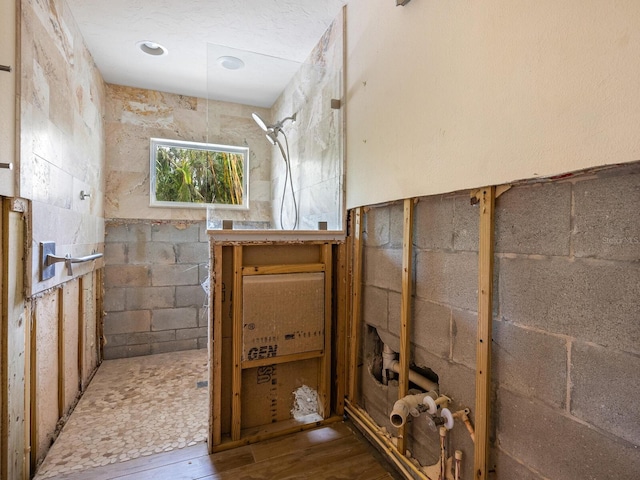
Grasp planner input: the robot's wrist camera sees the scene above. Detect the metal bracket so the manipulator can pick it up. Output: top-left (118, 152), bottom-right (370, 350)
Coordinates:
top-left (40, 241), bottom-right (103, 280)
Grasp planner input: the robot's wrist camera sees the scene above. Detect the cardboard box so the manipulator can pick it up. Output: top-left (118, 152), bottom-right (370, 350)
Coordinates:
top-left (241, 358), bottom-right (319, 429)
top-left (242, 272), bottom-right (325, 361)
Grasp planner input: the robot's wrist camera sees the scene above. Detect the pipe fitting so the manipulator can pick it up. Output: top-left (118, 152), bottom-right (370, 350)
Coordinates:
top-left (382, 344), bottom-right (439, 393)
top-left (424, 394), bottom-right (451, 415)
top-left (390, 393), bottom-right (427, 428)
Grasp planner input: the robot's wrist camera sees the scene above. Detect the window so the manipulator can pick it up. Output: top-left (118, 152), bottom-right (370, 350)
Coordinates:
top-left (150, 138), bottom-right (249, 209)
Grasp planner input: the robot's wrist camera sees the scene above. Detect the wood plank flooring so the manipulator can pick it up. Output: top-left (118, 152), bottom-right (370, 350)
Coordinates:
top-left (47, 422), bottom-right (402, 480)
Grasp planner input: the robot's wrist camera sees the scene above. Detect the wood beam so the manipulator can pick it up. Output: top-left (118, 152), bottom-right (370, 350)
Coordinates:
top-left (396, 198), bottom-right (414, 456)
top-left (473, 186), bottom-right (496, 480)
top-left (211, 244), bottom-right (223, 448)
top-left (231, 246), bottom-right (243, 441)
top-left (318, 244), bottom-right (332, 418)
top-left (347, 208), bottom-right (363, 403)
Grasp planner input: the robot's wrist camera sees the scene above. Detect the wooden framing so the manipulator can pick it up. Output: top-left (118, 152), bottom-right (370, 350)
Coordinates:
top-left (209, 237), bottom-right (343, 450)
top-left (396, 198), bottom-right (415, 455)
top-left (318, 244), bottom-right (332, 418)
top-left (473, 186), bottom-right (496, 480)
top-left (57, 288), bottom-right (65, 419)
top-left (333, 242), bottom-right (348, 416)
top-left (210, 244), bottom-right (223, 448)
top-left (231, 246), bottom-right (243, 441)
top-left (78, 276), bottom-right (85, 391)
top-left (347, 208), bottom-right (363, 402)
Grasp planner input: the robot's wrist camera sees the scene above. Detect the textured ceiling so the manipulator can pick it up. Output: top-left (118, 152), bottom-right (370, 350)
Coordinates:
top-left (66, 0), bottom-right (346, 107)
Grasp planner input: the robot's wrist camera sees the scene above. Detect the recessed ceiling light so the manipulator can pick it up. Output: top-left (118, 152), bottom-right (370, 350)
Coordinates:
top-left (137, 40), bottom-right (168, 56)
top-left (217, 56), bottom-right (245, 70)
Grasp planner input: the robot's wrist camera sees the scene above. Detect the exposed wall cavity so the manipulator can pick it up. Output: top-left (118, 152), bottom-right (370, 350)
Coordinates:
top-left (357, 163), bottom-right (640, 479)
top-left (291, 385), bottom-right (319, 419)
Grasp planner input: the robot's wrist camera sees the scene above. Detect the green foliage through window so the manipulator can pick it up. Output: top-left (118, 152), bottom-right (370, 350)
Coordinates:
top-left (150, 139), bottom-right (248, 209)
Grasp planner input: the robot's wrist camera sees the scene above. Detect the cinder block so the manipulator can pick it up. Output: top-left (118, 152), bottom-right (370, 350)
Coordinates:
top-left (127, 242), bottom-right (176, 265)
top-left (103, 287), bottom-right (125, 312)
top-left (105, 223), bottom-right (151, 243)
top-left (390, 294), bottom-right (450, 360)
top-left (176, 285), bottom-right (207, 308)
top-left (104, 242), bottom-right (127, 265)
top-left (363, 247), bottom-right (403, 292)
top-left (495, 182), bottom-right (571, 256)
top-left (197, 308), bottom-right (209, 327)
top-left (151, 307), bottom-right (198, 331)
top-left (413, 195), bottom-right (454, 251)
top-left (126, 286), bottom-right (175, 310)
top-left (176, 327), bottom-right (208, 340)
top-left (151, 264), bottom-right (199, 287)
top-left (453, 194), bottom-right (479, 252)
top-left (499, 256), bottom-right (640, 354)
top-left (176, 242), bottom-right (209, 264)
top-left (198, 263), bottom-right (209, 283)
top-left (197, 338), bottom-right (208, 349)
top-left (451, 308), bottom-right (477, 368)
top-left (131, 331), bottom-right (177, 345)
top-left (493, 320), bottom-right (567, 408)
top-left (151, 339), bottom-right (198, 354)
top-left (493, 448), bottom-right (543, 480)
top-left (496, 388), bottom-right (640, 480)
top-left (388, 202), bottom-right (405, 248)
top-left (574, 172), bottom-right (640, 261)
top-left (363, 205), bottom-right (390, 247)
top-left (151, 223), bottom-right (200, 243)
top-left (415, 251), bottom-right (478, 311)
top-left (363, 286), bottom-right (388, 331)
top-left (103, 344), bottom-right (151, 360)
top-left (103, 310), bottom-right (150, 335)
top-left (104, 265), bottom-right (149, 288)
top-left (571, 342), bottom-right (640, 446)
top-left (198, 221), bottom-right (210, 243)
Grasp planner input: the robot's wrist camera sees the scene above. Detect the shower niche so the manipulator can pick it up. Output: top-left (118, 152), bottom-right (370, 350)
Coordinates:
top-left (205, 8), bottom-right (345, 233)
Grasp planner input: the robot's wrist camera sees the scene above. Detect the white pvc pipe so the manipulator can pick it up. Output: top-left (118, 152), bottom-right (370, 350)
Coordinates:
top-left (390, 391), bottom-right (438, 428)
top-left (382, 344), bottom-right (439, 392)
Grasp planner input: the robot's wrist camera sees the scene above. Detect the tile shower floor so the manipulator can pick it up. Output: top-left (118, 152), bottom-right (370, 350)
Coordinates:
top-left (34, 349), bottom-right (209, 479)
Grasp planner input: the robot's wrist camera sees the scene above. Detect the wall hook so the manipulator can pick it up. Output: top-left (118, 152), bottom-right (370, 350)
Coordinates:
top-left (80, 190), bottom-right (91, 200)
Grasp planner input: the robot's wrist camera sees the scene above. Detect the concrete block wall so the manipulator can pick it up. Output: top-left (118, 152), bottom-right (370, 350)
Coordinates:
top-left (103, 221), bottom-right (209, 359)
top-left (358, 163), bottom-right (640, 479)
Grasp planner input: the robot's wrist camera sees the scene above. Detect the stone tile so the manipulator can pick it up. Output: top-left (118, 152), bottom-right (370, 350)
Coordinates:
top-left (363, 205), bottom-right (390, 247)
top-left (415, 251), bottom-right (478, 311)
top-left (152, 308), bottom-right (198, 331)
top-left (496, 388), bottom-right (640, 480)
top-left (150, 264), bottom-right (199, 287)
top-left (363, 247), bottom-right (403, 292)
top-left (34, 350), bottom-right (208, 478)
top-left (362, 286), bottom-right (388, 331)
top-left (414, 195), bottom-right (454, 250)
top-left (574, 172), bottom-right (640, 261)
top-left (571, 342), bottom-right (640, 446)
top-left (499, 256), bottom-right (640, 354)
top-left (495, 182), bottom-right (572, 256)
top-left (492, 320), bottom-right (567, 409)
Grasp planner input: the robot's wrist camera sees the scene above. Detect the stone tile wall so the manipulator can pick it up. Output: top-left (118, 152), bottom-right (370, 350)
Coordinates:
top-left (103, 221), bottom-right (209, 359)
top-left (358, 163), bottom-right (640, 479)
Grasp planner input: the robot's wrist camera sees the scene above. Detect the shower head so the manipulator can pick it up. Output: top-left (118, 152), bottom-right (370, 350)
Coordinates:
top-left (252, 112), bottom-right (271, 133)
top-left (251, 112), bottom-right (297, 135)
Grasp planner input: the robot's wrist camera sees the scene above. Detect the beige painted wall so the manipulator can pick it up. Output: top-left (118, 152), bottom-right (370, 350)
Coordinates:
top-left (106, 84), bottom-right (273, 224)
top-left (346, 0), bottom-right (640, 208)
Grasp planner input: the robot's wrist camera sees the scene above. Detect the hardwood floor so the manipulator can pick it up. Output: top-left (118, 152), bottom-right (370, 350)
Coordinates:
top-left (48, 422), bottom-right (402, 480)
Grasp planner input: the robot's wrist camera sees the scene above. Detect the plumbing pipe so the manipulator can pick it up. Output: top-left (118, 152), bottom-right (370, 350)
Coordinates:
top-left (439, 426), bottom-right (447, 480)
top-left (383, 344), bottom-right (439, 392)
top-left (390, 391), bottom-right (437, 428)
top-left (454, 450), bottom-right (463, 480)
top-left (425, 394), bottom-right (451, 415)
top-left (451, 408), bottom-right (475, 443)
top-left (440, 408), bottom-right (455, 430)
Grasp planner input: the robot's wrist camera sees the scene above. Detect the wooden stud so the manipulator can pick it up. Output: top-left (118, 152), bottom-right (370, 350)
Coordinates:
top-left (473, 186), bottom-right (496, 480)
top-left (347, 208), bottom-right (364, 403)
top-left (231, 246), bottom-right (243, 441)
top-left (57, 287), bottom-right (65, 419)
top-left (333, 242), bottom-right (348, 416)
top-left (318, 244), bottom-right (332, 418)
top-left (211, 244), bottom-right (223, 448)
top-left (29, 306), bottom-right (37, 473)
top-left (396, 198), bottom-right (415, 456)
top-left (78, 276), bottom-right (85, 391)
top-left (242, 263), bottom-right (325, 276)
